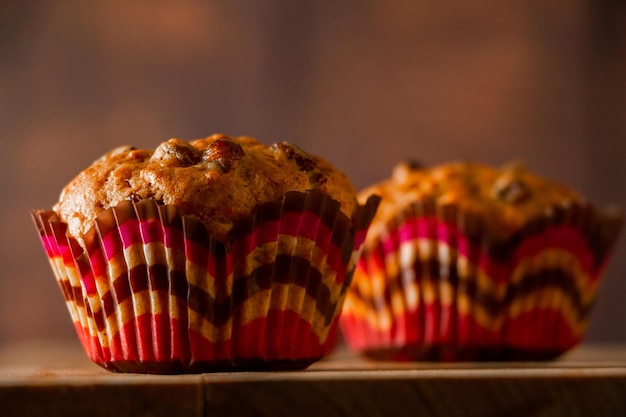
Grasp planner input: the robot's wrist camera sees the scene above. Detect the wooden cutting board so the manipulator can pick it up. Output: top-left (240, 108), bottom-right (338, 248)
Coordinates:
top-left (1, 341), bottom-right (625, 417)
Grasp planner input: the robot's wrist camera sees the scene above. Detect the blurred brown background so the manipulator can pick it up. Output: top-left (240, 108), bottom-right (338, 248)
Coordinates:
top-left (0, 1), bottom-right (625, 347)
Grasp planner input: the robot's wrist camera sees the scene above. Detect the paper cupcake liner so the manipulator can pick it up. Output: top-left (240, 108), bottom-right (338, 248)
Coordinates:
top-left (32, 190), bottom-right (379, 373)
top-left (340, 198), bottom-right (622, 361)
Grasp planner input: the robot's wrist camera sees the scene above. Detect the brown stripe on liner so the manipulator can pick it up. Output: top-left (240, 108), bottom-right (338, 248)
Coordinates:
top-left (58, 279), bottom-right (86, 310)
top-left (227, 191), bottom-right (309, 239)
top-left (283, 189), bottom-right (310, 213)
top-left (128, 266), bottom-right (150, 293)
top-left (182, 216), bottom-right (228, 257)
top-left (314, 191), bottom-right (342, 250)
top-left (122, 264), bottom-right (186, 304)
top-left (148, 264), bottom-right (173, 293)
top-left (188, 254), bottom-right (339, 327)
top-left (91, 301), bottom-right (106, 333)
top-left (454, 264), bottom-right (590, 319)
top-left (90, 263), bottom-right (188, 332)
top-left (37, 216), bottom-right (92, 317)
top-left (588, 206), bottom-right (622, 266)
top-left (437, 203), bottom-right (460, 329)
top-left (90, 254), bottom-right (338, 331)
top-left (56, 276), bottom-right (76, 303)
top-left (112, 271), bottom-right (132, 307)
top-left (71, 286), bottom-right (86, 310)
top-left (226, 190), bottom-right (365, 269)
top-left (501, 268), bottom-right (592, 317)
top-left (84, 301), bottom-right (97, 327)
top-left (359, 260), bottom-right (594, 322)
top-left (353, 194), bottom-right (382, 232)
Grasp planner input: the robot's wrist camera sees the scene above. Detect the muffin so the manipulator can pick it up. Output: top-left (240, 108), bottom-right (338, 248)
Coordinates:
top-left (32, 134), bottom-right (379, 373)
top-left (339, 160), bottom-right (622, 361)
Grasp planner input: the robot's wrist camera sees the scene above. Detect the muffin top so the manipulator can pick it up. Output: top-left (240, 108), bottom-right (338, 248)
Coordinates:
top-left (54, 134), bottom-right (358, 241)
top-left (359, 160), bottom-right (583, 238)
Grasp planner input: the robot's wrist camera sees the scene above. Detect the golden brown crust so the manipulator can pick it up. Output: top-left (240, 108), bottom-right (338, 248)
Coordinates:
top-left (359, 160), bottom-right (583, 238)
top-left (54, 134), bottom-right (357, 241)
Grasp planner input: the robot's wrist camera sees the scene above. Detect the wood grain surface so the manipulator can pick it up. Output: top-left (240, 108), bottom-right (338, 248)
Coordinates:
top-left (1, 341), bottom-right (625, 417)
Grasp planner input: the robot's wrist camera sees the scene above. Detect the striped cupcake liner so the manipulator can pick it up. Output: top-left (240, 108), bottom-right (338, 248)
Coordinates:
top-left (32, 190), bottom-right (379, 373)
top-left (340, 198), bottom-right (622, 361)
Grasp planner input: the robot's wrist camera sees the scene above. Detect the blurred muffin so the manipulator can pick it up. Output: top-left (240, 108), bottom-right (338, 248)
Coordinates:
top-left (340, 160), bottom-right (622, 361)
top-left (32, 134), bottom-right (379, 373)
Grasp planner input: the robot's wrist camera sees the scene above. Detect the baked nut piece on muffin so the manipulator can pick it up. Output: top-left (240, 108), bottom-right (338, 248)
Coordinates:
top-left (364, 160), bottom-right (581, 238)
top-left (340, 160), bottom-right (621, 361)
top-left (33, 134), bottom-right (379, 374)
top-left (54, 135), bottom-right (358, 243)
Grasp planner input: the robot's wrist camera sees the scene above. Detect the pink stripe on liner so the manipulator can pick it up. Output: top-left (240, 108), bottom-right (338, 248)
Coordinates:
top-left (56, 240), bottom-right (82, 275)
top-left (99, 220), bottom-right (185, 262)
top-left (100, 227), bottom-right (123, 261)
top-left (230, 211), bottom-right (334, 254)
top-left (183, 238), bottom-right (221, 278)
top-left (140, 218), bottom-right (164, 243)
top-left (40, 235), bottom-right (61, 257)
top-left (381, 226), bottom-right (399, 256)
top-left (44, 238), bottom-right (72, 267)
top-left (117, 219), bottom-right (142, 247)
top-left (75, 209), bottom-right (354, 277)
top-left (394, 217), bottom-right (508, 282)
